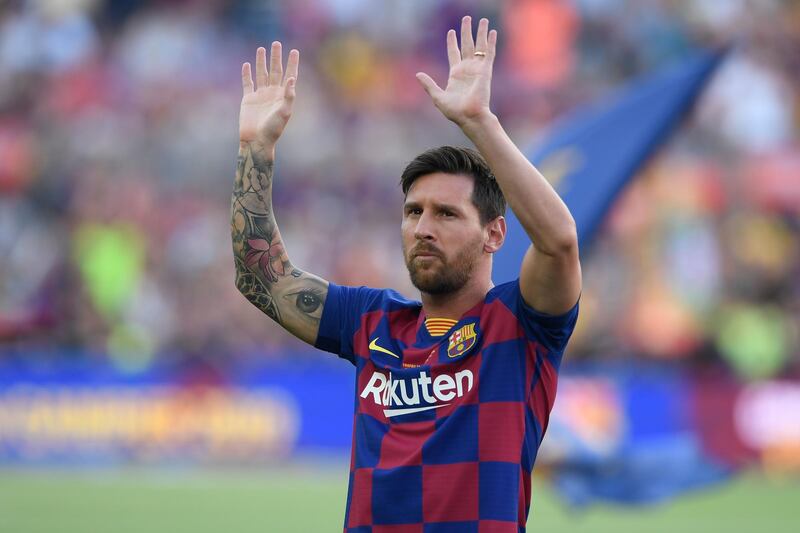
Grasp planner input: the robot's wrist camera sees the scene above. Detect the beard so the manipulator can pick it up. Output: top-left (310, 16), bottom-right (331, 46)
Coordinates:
top-left (404, 236), bottom-right (482, 295)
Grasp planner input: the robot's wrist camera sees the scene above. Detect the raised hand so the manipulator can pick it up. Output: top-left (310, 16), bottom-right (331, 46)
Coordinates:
top-left (416, 16), bottom-right (498, 127)
top-left (239, 42), bottom-right (299, 152)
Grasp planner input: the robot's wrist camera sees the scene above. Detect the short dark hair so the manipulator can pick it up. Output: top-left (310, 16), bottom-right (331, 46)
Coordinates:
top-left (400, 146), bottom-right (506, 225)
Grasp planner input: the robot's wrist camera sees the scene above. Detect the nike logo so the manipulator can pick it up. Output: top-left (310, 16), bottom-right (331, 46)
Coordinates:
top-left (384, 404), bottom-right (449, 418)
top-left (369, 337), bottom-right (400, 359)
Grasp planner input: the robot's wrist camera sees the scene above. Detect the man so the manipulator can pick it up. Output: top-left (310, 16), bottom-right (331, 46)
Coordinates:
top-left (231, 16), bottom-right (581, 532)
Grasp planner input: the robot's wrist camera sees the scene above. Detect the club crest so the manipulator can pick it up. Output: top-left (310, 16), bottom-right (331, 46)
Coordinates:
top-left (447, 323), bottom-right (478, 358)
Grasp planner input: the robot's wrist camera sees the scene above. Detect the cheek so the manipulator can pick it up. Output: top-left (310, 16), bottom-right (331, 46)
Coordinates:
top-left (454, 229), bottom-right (486, 257)
top-left (400, 220), bottom-right (415, 245)
top-left (449, 224), bottom-right (481, 243)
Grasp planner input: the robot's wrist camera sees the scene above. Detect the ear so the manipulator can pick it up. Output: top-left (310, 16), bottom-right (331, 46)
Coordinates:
top-left (483, 216), bottom-right (506, 254)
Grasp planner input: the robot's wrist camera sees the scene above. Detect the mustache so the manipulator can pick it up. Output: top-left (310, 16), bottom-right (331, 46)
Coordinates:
top-left (410, 243), bottom-right (444, 258)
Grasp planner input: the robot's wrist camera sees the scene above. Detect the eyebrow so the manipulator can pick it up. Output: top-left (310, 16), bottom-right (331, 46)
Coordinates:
top-left (403, 201), bottom-right (464, 214)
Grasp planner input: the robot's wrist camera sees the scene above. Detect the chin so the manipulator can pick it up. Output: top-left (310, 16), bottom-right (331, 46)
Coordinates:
top-left (410, 272), bottom-right (463, 295)
top-left (409, 272), bottom-right (435, 291)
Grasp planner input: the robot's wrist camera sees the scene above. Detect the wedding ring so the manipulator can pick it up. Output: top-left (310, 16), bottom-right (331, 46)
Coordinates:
top-left (474, 51), bottom-right (486, 57)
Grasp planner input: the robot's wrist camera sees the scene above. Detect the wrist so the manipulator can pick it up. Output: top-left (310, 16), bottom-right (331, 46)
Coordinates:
top-left (240, 140), bottom-right (276, 161)
top-left (457, 111), bottom-right (499, 138)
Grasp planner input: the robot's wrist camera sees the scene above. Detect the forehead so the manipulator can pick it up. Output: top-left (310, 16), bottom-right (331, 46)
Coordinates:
top-left (405, 172), bottom-right (475, 207)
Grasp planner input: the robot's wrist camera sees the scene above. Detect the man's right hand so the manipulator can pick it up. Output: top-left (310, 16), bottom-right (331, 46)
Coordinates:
top-left (239, 42), bottom-right (299, 155)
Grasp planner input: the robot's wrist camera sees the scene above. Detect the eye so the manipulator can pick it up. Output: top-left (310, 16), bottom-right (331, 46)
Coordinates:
top-left (297, 290), bottom-right (321, 313)
top-left (440, 209), bottom-right (455, 218)
top-left (284, 288), bottom-right (324, 317)
top-left (405, 207), bottom-right (422, 216)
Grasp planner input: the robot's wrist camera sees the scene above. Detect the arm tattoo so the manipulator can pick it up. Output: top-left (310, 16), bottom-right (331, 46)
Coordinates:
top-left (234, 256), bottom-right (282, 323)
top-left (231, 143), bottom-right (328, 342)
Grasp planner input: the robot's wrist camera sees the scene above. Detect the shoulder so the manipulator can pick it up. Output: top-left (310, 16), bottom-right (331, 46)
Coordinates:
top-left (484, 279), bottom-right (529, 312)
top-left (482, 279), bottom-right (579, 352)
top-left (382, 287), bottom-right (421, 310)
top-left (316, 284), bottom-right (421, 358)
top-left (486, 279), bottom-right (520, 302)
top-left (486, 279), bottom-right (578, 316)
top-left (327, 283), bottom-right (420, 314)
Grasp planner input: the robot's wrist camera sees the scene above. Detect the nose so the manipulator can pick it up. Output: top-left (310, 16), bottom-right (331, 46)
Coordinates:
top-left (413, 211), bottom-right (436, 241)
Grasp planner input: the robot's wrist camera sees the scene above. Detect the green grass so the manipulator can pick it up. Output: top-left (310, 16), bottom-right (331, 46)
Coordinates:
top-left (0, 465), bottom-right (797, 532)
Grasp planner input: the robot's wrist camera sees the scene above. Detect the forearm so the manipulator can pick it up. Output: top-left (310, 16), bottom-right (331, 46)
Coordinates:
top-left (231, 142), bottom-right (283, 319)
top-left (460, 113), bottom-right (577, 255)
top-left (231, 142), bottom-right (328, 343)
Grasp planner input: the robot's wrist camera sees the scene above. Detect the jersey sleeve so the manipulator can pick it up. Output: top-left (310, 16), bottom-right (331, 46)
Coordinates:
top-left (314, 282), bottom-right (386, 364)
top-left (503, 280), bottom-right (580, 355)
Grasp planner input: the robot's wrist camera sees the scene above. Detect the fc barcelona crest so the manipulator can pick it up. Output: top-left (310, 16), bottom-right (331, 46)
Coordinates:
top-left (447, 323), bottom-right (478, 358)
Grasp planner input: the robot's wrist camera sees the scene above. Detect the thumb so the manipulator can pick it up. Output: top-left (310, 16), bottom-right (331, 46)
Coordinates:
top-left (284, 77), bottom-right (296, 103)
top-left (415, 72), bottom-right (443, 99)
top-left (280, 77), bottom-right (296, 117)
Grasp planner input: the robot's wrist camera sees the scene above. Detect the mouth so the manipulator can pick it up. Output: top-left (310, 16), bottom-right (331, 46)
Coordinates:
top-left (412, 249), bottom-right (442, 261)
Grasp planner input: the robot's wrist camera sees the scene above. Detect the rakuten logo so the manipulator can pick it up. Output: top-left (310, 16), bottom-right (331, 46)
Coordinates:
top-left (360, 370), bottom-right (474, 418)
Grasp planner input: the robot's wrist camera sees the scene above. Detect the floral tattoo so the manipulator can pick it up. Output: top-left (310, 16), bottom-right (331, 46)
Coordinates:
top-left (231, 143), bottom-right (328, 340)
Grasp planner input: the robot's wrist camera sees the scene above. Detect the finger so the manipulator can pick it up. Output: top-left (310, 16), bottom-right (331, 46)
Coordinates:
top-left (446, 29), bottom-right (460, 68)
top-left (460, 15), bottom-right (475, 58)
top-left (284, 49), bottom-right (299, 86)
top-left (242, 62), bottom-right (254, 94)
top-left (475, 18), bottom-right (489, 54)
top-left (416, 72), bottom-right (443, 99)
top-left (488, 29), bottom-right (498, 59)
top-left (255, 47), bottom-right (268, 89)
top-left (269, 41), bottom-right (283, 86)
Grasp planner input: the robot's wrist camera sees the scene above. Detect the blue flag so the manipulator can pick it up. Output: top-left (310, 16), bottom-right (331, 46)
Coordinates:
top-left (493, 49), bottom-right (726, 284)
top-left (545, 365), bottom-right (733, 507)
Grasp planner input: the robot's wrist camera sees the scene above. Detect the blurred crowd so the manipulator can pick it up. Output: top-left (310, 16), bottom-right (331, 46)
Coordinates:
top-left (0, 0), bottom-right (798, 380)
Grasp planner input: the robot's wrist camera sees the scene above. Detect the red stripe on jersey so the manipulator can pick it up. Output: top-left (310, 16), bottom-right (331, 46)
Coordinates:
top-left (353, 310), bottom-right (387, 360)
top-left (520, 469), bottom-right (532, 525)
top-left (356, 361), bottom-right (388, 420)
top-left (348, 468), bottom-right (373, 527)
top-left (529, 342), bottom-right (558, 435)
top-left (478, 520), bottom-right (519, 532)
top-left (373, 524), bottom-right (424, 533)
top-left (422, 463), bottom-right (479, 522)
top-left (386, 307), bottom-right (421, 347)
top-left (518, 472), bottom-right (527, 527)
top-left (478, 402), bottom-right (525, 462)
top-left (378, 421), bottom-right (432, 468)
top-left (425, 317), bottom-right (458, 337)
top-left (480, 299), bottom-right (524, 346)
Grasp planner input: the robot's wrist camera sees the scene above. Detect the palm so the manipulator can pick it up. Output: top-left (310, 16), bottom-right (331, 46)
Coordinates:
top-left (416, 16), bottom-right (497, 125)
top-left (239, 44), bottom-right (299, 147)
top-left (439, 60), bottom-right (492, 120)
top-left (240, 87), bottom-right (290, 143)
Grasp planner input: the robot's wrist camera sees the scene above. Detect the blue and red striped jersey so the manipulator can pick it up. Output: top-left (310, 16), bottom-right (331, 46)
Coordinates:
top-left (315, 279), bottom-right (579, 532)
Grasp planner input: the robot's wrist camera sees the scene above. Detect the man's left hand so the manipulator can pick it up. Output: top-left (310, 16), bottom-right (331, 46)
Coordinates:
top-left (416, 16), bottom-right (497, 128)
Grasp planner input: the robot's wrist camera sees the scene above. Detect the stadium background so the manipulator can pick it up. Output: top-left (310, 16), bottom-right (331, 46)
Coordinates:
top-left (0, 0), bottom-right (798, 531)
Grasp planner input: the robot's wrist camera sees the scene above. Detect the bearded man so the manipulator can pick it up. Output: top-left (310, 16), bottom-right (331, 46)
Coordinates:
top-left (231, 16), bottom-right (581, 532)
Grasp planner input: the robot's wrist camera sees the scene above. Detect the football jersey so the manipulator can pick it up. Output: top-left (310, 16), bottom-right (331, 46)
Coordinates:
top-left (315, 280), bottom-right (579, 532)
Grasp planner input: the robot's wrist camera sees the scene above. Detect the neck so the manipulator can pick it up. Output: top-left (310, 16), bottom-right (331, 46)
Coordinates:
top-left (420, 275), bottom-right (493, 320)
